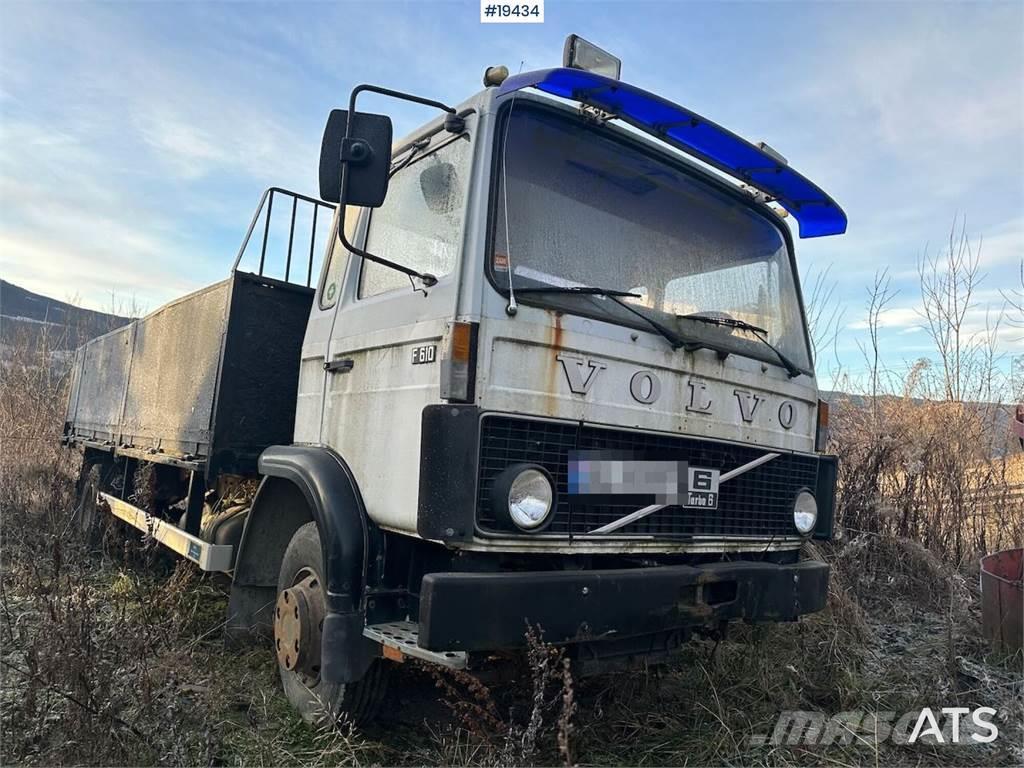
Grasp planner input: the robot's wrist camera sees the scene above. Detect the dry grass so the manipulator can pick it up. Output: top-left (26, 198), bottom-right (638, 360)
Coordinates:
top-left (830, 390), bottom-right (1023, 564)
top-left (2, 316), bottom-right (1022, 766)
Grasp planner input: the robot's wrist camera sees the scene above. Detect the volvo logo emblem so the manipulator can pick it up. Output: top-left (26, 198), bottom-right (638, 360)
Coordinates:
top-left (778, 400), bottom-right (796, 429)
top-left (557, 355), bottom-right (798, 430)
top-left (629, 370), bottom-right (661, 404)
top-left (556, 354), bottom-right (605, 395)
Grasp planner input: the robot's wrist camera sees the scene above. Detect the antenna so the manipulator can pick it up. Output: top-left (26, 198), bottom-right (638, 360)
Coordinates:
top-left (501, 61), bottom-right (525, 317)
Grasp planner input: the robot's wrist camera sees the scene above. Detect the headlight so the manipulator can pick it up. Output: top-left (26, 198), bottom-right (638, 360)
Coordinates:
top-left (490, 464), bottom-right (555, 531)
top-left (793, 490), bottom-right (818, 535)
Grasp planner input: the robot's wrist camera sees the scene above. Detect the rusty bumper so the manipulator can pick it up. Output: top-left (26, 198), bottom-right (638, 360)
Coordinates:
top-left (417, 559), bottom-right (828, 651)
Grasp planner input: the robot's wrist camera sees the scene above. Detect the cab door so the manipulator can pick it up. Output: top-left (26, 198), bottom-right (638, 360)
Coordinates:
top-left (322, 129), bottom-right (474, 534)
top-left (293, 208), bottom-right (355, 444)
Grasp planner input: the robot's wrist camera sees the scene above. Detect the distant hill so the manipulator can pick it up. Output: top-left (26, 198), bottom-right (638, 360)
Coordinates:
top-left (0, 280), bottom-right (130, 365)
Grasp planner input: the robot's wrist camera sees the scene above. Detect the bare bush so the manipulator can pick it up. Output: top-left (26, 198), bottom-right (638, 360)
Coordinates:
top-left (427, 626), bottom-right (577, 767)
top-left (825, 220), bottom-right (1022, 565)
top-left (831, 390), bottom-right (1021, 562)
top-left (1002, 261), bottom-right (1024, 335)
top-left (0, 325), bottom-right (220, 765)
top-left (1, 326), bottom-right (80, 551)
top-left (804, 263), bottom-right (845, 368)
top-left (918, 218), bottom-right (993, 403)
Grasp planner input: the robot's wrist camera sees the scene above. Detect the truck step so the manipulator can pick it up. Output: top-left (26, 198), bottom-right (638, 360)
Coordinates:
top-left (363, 621), bottom-right (467, 670)
top-left (99, 492), bottom-right (234, 572)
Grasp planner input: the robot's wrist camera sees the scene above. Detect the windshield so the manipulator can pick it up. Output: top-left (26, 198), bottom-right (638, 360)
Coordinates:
top-left (492, 104), bottom-right (812, 371)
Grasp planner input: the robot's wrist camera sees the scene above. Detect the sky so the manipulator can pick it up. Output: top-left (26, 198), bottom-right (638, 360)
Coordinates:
top-left (1, 1), bottom-right (1022, 391)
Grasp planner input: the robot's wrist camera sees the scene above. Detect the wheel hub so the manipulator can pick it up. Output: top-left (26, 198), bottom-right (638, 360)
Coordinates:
top-left (273, 572), bottom-right (325, 680)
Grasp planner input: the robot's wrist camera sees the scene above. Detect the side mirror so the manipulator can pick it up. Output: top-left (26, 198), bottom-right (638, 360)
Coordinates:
top-left (319, 109), bottom-right (393, 207)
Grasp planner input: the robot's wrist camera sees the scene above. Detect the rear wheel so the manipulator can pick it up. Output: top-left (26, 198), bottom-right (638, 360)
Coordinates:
top-left (74, 461), bottom-right (105, 545)
top-left (275, 521), bottom-right (388, 725)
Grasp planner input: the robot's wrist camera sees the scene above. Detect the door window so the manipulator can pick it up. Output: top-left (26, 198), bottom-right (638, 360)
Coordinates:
top-left (318, 206), bottom-right (360, 309)
top-left (359, 136), bottom-right (471, 298)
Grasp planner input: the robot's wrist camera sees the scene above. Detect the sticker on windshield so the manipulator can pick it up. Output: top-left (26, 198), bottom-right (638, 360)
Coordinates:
top-left (493, 252), bottom-right (509, 271)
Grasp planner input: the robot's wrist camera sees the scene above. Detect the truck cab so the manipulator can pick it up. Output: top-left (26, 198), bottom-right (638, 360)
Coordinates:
top-left (64, 38), bottom-right (844, 724)
top-left (307, 83), bottom-right (829, 546)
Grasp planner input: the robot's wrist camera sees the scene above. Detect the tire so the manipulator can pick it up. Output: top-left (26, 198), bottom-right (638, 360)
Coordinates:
top-left (275, 521), bottom-right (388, 726)
top-left (74, 462), bottom-right (104, 546)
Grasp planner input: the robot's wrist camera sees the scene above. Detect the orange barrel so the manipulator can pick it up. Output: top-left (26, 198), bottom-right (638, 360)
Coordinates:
top-left (980, 548), bottom-right (1023, 653)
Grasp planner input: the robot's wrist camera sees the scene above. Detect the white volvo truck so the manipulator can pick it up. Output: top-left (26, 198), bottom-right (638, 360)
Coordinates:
top-left (63, 37), bottom-right (846, 723)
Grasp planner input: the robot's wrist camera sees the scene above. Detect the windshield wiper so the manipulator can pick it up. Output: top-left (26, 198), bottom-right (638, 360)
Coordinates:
top-left (512, 286), bottom-right (641, 297)
top-left (678, 313), bottom-right (804, 378)
top-left (515, 285), bottom-right (702, 352)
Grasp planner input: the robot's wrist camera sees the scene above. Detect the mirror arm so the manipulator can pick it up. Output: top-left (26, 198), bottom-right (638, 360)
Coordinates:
top-left (389, 139), bottom-right (430, 179)
top-left (332, 84), bottom-right (460, 291)
top-left (334, 205), bottom-right (437, 288)
top-left (348, 83), bottom-right (457, 119)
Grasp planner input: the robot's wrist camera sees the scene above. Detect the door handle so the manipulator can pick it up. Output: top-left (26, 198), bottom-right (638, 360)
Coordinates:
top-left (324, 358), bottom-right (354, 373)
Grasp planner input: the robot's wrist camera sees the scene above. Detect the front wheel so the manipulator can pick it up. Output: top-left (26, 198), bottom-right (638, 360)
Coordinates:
top-left (274, 521), bottom-right (388, 725)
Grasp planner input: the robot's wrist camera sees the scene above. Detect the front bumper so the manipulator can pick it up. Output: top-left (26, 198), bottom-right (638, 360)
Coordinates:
top-left (418, 559), bottom-right (828, 651)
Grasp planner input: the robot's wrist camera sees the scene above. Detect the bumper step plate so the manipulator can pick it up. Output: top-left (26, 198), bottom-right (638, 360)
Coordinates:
top-left (363, 621), bottom-right (467, 669)
top-left (99, 492), bottom-right (233, 572)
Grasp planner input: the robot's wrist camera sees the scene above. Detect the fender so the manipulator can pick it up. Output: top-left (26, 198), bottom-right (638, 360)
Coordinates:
top-left (239, 444), bottom-right (379, 682)
top-left (257, 445), bottom-right (373, 613)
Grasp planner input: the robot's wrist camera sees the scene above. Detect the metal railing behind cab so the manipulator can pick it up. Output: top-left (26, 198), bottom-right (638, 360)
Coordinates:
top-left (231, 187), bottom-right (337, 288)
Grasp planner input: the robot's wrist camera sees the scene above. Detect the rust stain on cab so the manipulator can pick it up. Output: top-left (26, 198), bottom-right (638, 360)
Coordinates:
top-left (543, 310), bottom-right (564, 415)
top-left (550, 309), bottom-right (564, 351)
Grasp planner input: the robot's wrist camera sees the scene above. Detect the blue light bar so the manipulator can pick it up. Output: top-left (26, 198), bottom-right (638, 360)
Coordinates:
top-left (497, 68), bottom-right (847, 238)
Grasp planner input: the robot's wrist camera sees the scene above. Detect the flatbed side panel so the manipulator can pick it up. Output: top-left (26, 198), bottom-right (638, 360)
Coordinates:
top-left (64, 346), bottom-right (85, 427)
top-left (69, 323), bottom-right (135, 443)
top-left (209, 272), bottom-right (313, 476)
top-left (64, 273), bottom-right (311, 470)
top-left (120, 280), bottom-right (231, 458)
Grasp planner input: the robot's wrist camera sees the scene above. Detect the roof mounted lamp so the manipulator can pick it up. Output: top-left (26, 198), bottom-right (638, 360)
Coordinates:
top-left (563, 35), bottom-right (621, 123)
top-left (563, 34), bottom-right (621, 80)
top-left (483, 65), bottom-right (510, 87)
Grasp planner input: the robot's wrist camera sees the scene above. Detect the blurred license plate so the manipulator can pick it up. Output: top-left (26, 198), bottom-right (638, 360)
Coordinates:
top-left (568, 454), bottom-right (719, 509)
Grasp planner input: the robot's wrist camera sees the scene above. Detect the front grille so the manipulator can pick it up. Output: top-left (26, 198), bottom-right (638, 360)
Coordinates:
top-left (477, 415), bottom-right (819, 539)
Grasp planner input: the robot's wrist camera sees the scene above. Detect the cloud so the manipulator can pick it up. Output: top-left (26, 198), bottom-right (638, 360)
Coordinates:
top-left (0, 2), bottom-right (325, 310)
top-left (1, 0), bottom-right (1021, 376)
top-left (846, 302), bottom-right (1022, 352)
top-left (849, 307), bottom-right (921, 332)
top-left (0, 227), bottom-right (193, 313)
top-left (135, 112), bottom-right (225, 181)
top-left (792, 4), bottom-right (1023, 165)
top-left (977, 217), bottom-right (1024, 269)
